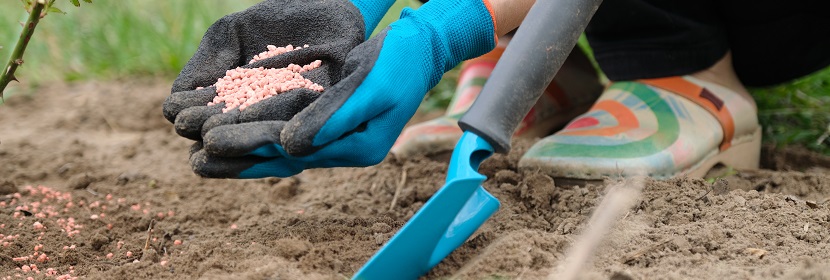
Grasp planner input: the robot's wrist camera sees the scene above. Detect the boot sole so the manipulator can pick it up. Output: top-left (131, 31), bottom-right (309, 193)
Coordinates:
top-left (682, 127), bottom-right (762, 178)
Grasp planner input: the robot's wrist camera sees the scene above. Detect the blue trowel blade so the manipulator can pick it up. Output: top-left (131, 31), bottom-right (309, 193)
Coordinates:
top-left (354, 132), bottom-right (500, 280)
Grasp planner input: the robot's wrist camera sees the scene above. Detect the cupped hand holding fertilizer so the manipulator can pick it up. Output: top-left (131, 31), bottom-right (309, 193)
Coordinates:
top-left (162, 0), bottom-right (392, 141)
top-left (176, 0), bottom-right (499, 179)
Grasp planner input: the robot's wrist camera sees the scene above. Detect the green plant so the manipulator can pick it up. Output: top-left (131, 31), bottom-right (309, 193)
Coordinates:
top-left (705, 166), bottom-right (737, 183)
top-left (0, 0), bottom-right (91, 99)
top-left (750, 67), bottom-right (830, 155)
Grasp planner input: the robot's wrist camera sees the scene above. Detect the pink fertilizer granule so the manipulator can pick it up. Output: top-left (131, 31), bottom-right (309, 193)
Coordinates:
top-left (205, 44), bottom-right (324, 113)
top-left (249, 44), bottom-right (308, 64)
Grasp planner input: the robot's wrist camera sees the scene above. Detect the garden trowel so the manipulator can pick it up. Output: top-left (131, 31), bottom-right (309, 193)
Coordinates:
top-left (353, 0), bottom-right (604, 278)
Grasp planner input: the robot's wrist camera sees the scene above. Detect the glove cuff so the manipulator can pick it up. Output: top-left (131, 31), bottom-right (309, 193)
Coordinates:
top-left (401, 0), bottom-right (497, 72)
top-left (351, 0), bottom-right (398, 39)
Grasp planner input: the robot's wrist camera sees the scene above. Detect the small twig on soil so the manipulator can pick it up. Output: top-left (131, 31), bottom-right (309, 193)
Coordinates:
top-left (86, 188), bottom-right (101, 197)
top-left (696, 179), bottom-right (728, 201)
top-left (620, 239), bottom-right (670, 264)
top-left (164, 246), bottom-right (175, 273)
top-left (144, 219), bottom-right (156, 251)
top-left (550, 177), bottom-right (644, 280)
top-left (695, 188), bottom-right (712, 201)
top-left (744, 247), bottom-right (767, 259)
top-left (389, 169), bottom-right (407, 212)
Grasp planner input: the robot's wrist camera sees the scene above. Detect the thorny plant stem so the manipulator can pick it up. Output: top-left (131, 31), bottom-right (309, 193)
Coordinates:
top-left (0, 0), bottom-right (47, 98)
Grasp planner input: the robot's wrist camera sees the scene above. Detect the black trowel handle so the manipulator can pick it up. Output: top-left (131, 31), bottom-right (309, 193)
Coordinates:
top-left (458, 0), bottom-right (603, 154)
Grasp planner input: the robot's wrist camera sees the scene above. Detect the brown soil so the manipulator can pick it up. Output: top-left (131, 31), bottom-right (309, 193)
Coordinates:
top-left (1, 80), bottom-right (829, 279)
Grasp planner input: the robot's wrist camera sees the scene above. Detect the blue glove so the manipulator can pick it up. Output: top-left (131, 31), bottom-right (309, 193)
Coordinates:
top-left (162, 0), bottom-right (396, 140)
top-left (190, 0), bottom-right (497, 178)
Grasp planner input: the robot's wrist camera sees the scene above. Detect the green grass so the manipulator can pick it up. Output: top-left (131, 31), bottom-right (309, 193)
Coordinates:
top-left (0, 1), bottom-right (262, 86)
top-left (1, 0), bottom-right (828, 155)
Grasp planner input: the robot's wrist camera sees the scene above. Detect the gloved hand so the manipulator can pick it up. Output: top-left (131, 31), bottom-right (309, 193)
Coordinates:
top-left (162, 0), bottom-right (395, 140)
top-left (190, 0), bottom-right (497, 178)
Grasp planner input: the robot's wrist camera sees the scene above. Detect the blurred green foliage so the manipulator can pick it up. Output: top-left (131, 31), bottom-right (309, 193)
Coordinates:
top-left (0, 0), bottom-right (260, 85)
top-left (750, 67), bottom-right (830, 154)
top-left (0, 0), bottom-right (417, 86)
top-left (1, 0), bottom-right (828, 154)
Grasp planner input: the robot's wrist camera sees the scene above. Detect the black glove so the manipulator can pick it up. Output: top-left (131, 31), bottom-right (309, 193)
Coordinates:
top-left (188, 0), bottom-right (498, 178)
top-left (162, 0), bottom-right (369, 141)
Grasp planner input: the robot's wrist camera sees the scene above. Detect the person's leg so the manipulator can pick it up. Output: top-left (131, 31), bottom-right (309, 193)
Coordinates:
top-left (586, 0), bottom-right (830, 88)
top-left (589, 0), bottom-right (757, 106)
top-left (585, 0), bottom-right (729, 81)
top-left (722, 0), bottom-right (830, 87)
top-left (519, 0), bottom-right (762, 180)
